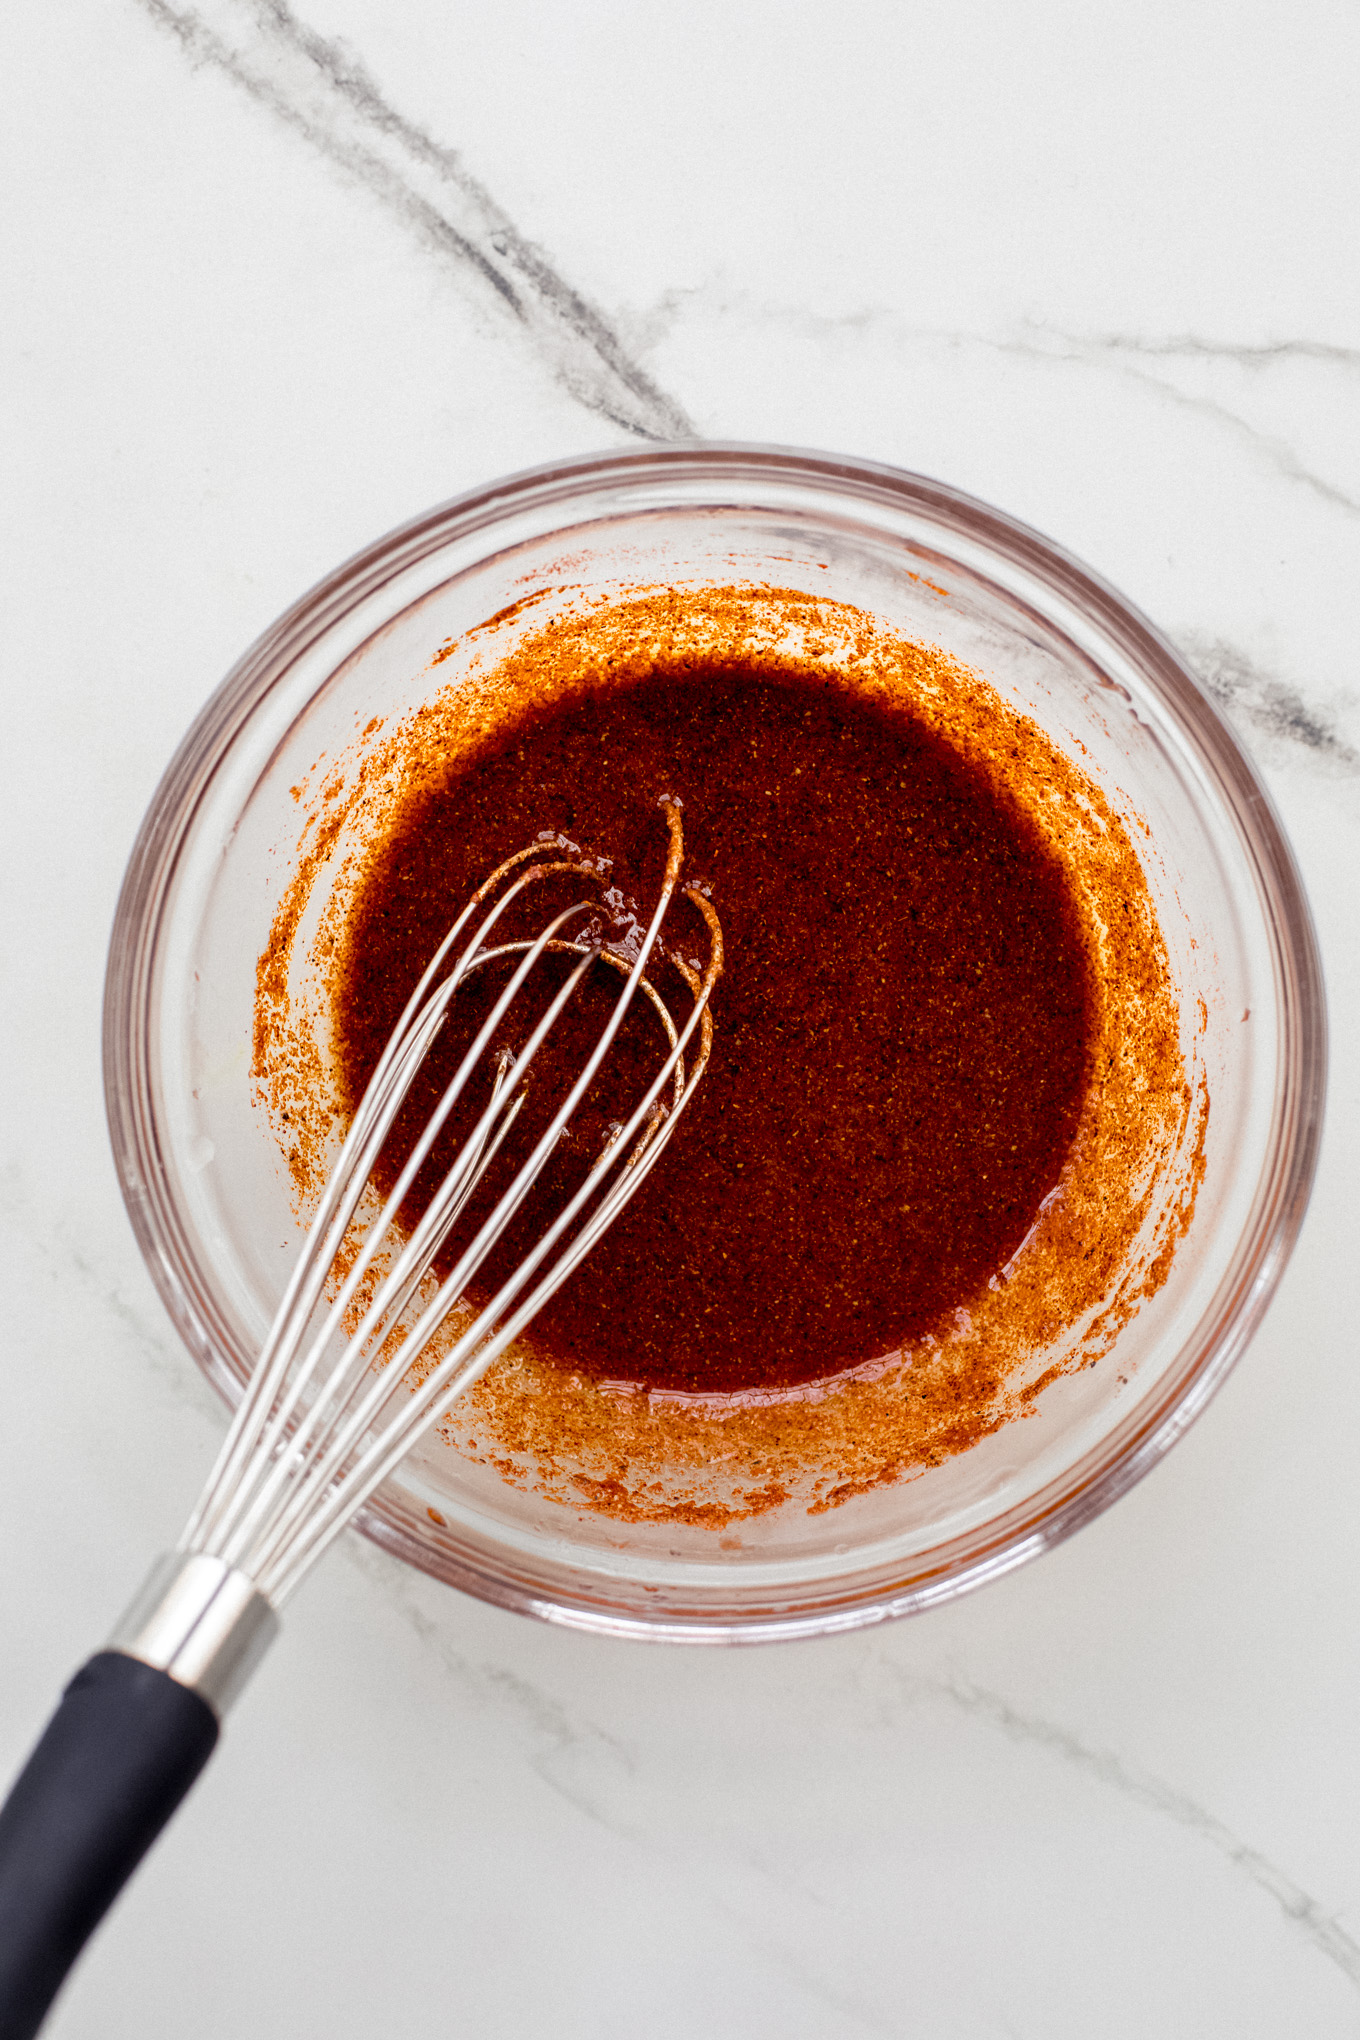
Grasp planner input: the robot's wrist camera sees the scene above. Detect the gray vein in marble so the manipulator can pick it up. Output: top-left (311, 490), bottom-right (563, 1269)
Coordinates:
top-left (344, 1539), bottom-right (1360, 2000)
top-left (0, 1168), bottom-right (219, 1424)
top-left (936, 1673), bottom-right (1360, 1990)
top-left (132, 0), bottom-right (693, 441)
top-left (715, 1920), bottom-right (906, 2039)
top-left (1178, 634), bottom-right (1360, 774)
top-left (968, 318), bottom-right (1360, 520)
top-left (639, 286), bottom-right (1360, 521)
top-left (342, 1551), bottom-right (907, 2027)
top-left (1041, 331), bottom-right (1360, 376)
top-left (340, 1540), bottom-right (638, 1826)
top-left (1008, 331), bottom-right (1360, 523)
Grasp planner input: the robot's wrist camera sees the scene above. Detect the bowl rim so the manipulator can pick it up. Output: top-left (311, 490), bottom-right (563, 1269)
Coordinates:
top-left (102, 441), bottom-right (1328, 1641)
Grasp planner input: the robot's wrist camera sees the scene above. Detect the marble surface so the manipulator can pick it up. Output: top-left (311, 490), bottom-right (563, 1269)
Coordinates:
top-left (3, 0), bottom-right (1359, 2031)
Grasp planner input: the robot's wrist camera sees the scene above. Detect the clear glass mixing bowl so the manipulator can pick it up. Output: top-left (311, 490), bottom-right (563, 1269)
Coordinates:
top-left (103, 446), bottom-right (1326, 1640)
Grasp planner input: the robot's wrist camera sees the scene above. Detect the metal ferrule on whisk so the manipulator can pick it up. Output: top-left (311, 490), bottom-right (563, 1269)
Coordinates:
top-left (108, 1553), bottom-right (278, 1717)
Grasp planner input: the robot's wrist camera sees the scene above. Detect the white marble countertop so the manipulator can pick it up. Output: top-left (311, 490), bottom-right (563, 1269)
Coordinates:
top-left (4, 1), bottom-right (1359, 2032)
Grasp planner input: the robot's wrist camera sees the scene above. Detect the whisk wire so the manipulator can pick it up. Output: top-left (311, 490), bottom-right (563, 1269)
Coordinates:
top-left (217, 935), bottom-right (604, 1578)
top-left (263, 933), bottom-right (720, 1601)
top-left (258, 889), bottom-right (722, 1602)
top-left (182, 857), bottom-right (590, 1554)
top-left (185, 803), bottom-right (721, 1605)
top-left (186, 875), bottom-right (595, 1557)
top-left (201, 899), bottom-right (601, 1568)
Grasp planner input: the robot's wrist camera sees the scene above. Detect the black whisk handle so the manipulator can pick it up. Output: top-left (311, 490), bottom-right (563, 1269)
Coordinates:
top-left (0, 1651), bottom-right (218, 2040)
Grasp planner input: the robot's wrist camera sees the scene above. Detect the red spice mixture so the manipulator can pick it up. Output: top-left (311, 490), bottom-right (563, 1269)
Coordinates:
top-left (334, 664), bottom-right (1094, 1399)
top-left (254, 586), bottom-right (1196, 1526)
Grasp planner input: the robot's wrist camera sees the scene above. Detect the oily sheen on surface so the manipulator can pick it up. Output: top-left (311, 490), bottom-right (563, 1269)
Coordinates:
top-left (334, 661), bottom-right (1094, 1398)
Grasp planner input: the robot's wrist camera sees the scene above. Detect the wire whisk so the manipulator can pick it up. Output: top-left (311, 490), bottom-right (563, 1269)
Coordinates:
top-left (195, 796), bottom-right (722, 1603)
top-left (0, 800), bottom-right (721, 2040)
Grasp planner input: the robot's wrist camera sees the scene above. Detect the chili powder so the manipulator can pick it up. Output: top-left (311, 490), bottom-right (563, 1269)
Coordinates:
top-left (332, 659), bottom-right (1095, 1398)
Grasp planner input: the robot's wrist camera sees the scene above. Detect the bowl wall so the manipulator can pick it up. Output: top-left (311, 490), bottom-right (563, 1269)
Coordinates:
top-left (104, 447), bottom-right (1325, 1638)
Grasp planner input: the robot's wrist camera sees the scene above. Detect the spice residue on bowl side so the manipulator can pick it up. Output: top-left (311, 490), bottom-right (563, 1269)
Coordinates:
top-left (254, 584), bottom-right (1198, 1527)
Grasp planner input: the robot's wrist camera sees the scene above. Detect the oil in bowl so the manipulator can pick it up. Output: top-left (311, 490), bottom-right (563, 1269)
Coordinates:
top-left (105, 447), bottom-right (1324, 1635)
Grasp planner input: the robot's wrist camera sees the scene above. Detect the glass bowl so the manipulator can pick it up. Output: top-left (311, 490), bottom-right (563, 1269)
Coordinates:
top-left (103, 445), bottom-right (1326, 1640)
